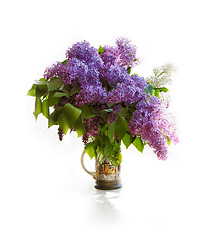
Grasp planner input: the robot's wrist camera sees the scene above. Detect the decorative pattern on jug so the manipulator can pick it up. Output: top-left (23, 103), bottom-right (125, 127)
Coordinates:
top-left (95, 158), bottom-right (121, 182)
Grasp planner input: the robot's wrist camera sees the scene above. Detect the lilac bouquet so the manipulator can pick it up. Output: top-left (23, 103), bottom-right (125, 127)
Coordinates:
top-left (27, 38), bottom-right (178, 166)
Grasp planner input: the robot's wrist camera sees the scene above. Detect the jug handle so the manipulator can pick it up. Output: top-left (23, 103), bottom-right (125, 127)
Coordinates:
top-left (81, 150), bottom-right (96, 179)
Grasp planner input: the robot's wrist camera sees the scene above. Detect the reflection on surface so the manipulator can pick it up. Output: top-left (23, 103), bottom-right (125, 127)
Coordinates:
top-left (90, 189), bottom-right (121, 203)
top-left (86, 188), bottom-right (124, 225)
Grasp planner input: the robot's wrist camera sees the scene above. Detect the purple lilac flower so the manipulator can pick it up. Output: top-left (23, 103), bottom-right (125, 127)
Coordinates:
top-left (66, 40), bottom-right (103, 69)
top-left (154, 104), bottom-right (179, 145)
top-left (86, 62), bottom-right (101, 85)
top-left (55, 96), bottom-right (70, 108)
top-left (82, 116), bottom-right (104, 144)
top-left (44, 58), bottom-right (102, 88)
top-left (74, 84), bottom-right (107, 106)
top-left (100, 63), bottom-right (129, 87)
top-left (64, 58), bottom-right (101, 86)
top-left (115, 37), bottom-right (138, 68)
top-left (58, 127), bottom-right (64, 141)
top-left (100, 45), bottom-right (119, 67)
top-left (44, 61), bottom-right (68, 81)
top-left (129, 96), bottom-right (178, 160)
top-left (64, 58), bottom-right (88, 86)
top-left (107, 78), bottom-right (146, 105)
top-left (131, 74), bottom-right (148, 90)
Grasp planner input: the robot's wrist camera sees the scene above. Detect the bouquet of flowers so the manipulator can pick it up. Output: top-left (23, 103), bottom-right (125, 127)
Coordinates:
top-left (27, 38), bottom-right (178, 166)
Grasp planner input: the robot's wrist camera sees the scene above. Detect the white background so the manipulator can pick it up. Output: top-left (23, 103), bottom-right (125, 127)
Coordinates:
top-left (0, 0), bottom-right (217, 239)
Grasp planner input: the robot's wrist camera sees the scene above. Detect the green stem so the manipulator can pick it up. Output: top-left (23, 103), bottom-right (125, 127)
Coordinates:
top-left (156, 70), bottom-right (165, 78)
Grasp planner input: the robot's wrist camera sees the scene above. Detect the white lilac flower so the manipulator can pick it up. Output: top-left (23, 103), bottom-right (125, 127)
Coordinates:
top-left (146, 64), bottom-right (175, 88)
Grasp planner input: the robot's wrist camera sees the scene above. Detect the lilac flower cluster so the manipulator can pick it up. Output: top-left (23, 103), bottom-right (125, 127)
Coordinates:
top-left (128, 95), bottom-right (178, 160)
top-left (115, 37), bottom-right (138, 68)
top-left (44, 62), bottom-right (67, 81)
top-left (129, 96), bottom-right (166, 159)
top-left (82, 116), bottom-right (104, 144)
top-left (107, 75), bottom-right (147, 105)
top-left (75, 85), bottom-right (107, 106)
top-left (66, 40), bottom-right (103, 69)
top-left (44, 38), bottom-right (143, 106)
top-left (43, 38), bottom-right (178, 160)
top-left (100, 37), bottom-right (138, 69)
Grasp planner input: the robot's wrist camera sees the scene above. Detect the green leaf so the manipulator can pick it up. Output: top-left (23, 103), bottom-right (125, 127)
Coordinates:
top-left (115, 116), bottom-right (128, 140)
top-left (97, 148), bottom-right (105, 164)
top-left (154, 87), bottom-right (169, 92)
top-left (63, 103), bottom-right (82, 127)
top-left (119, 107), bottom-right (129, 117)
top-left (105, 136), bottom-right (112, 154)
top-left (106, 102), bottom-right (113, 108)
top-left (35, 79), bottom-right (47, 85)
top-left (167, 136), bottom-right (171, 146)
top-left (133, 137), bottom-right (145, 153)
top-left (98, 45), bottom-right (105, 54)
top-left (39, 78), bottom-right (47, 82)
top-left (60, 85), bottom-right (71, 98)
top-left (33, 98), bottom-right (42, 120)
top-left (70, 85), bottom-right (81, 96)
top-left (57, 113), bottom-right (70, 135)
top-left (80, 105), bottom-right (97, 119)
top-left (53, 92), bottom-right (67, 98)
top-left (101, 124), bottom-right (108, 136)
top-left (101, 111), bottom-right (108, 122)
top-left (154, 90), bottom-right (159, 97)
top-left (41, 99), bottom-right (49, 118)
top-left (131, 73), bottom-right (138, 77)
top-left (85, 142), bottom-right (96, 159)
top-left (27, 84), bottom-right (37, 96)
top-left (92, 105), bottom-right (101, 115)
top-left (73, 116), bottom-right (86, 137)
top-left (161, 130), bottom-right (171, 146)
top-left (127, 67), bottom-right (131, 74)
top-left (101, 109), bottom-right (113, 122)
top-left (58, 85), bottom-right (81, 98)
top-left (47, 92), bottom-right (59, 106)
top-left (103, 80), bottom-right (113, 91)
top-left (108, 121), bottom-right (116, 143)
top-left (122, 133), bottom-right (133, 149)
top-left (145, 83), bottom-right (155, 96)
top-left (36, 84), bottom-right (48, 98)
top-left (48, 107), bottom-right (63, 127)
top-left (52, 85), bottom-right (80, 99)
top-left (117, 152), bottom-right (122, 165)
top-left (61, 59), bottom-right (68, 65)
top-left (109, 151), bottom-right (122, 167)
top-left (102, 108), bottom-right (113, 113)
top-left (47, 77), bottom-right (63, 91)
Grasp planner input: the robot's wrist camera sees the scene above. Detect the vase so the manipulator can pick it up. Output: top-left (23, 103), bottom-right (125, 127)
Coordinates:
top-left (81, 150), bottom-right (122, 190)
